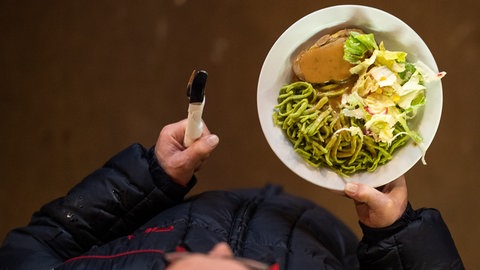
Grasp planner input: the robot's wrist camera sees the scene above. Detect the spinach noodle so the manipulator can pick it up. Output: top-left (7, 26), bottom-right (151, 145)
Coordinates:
top-left (273, 81), bottom-right (410, 176)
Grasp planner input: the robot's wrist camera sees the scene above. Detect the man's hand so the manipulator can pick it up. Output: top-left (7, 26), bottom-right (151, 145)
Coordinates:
top-left (344, 175), bottom-right (408, 228)
top-left (154, 119), bottom-right (219, 186)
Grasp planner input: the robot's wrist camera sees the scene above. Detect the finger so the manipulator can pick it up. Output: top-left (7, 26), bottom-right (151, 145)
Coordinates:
top-left (200, 120), bottom-right (211, 136)
top-left (187, 134), bottom-right (220, 158)
top-left (160, 119), bottom-right (212, 148)
top-left (344, 182), bottom-right (390, 210)
top-left (159, 120), bottom-right (187, 146)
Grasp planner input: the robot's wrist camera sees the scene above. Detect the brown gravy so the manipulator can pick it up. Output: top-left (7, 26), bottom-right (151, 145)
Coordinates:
top-left (295, 37), bottom-right (353, 84)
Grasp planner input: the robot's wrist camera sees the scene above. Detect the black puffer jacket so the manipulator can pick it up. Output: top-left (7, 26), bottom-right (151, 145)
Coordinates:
top-left (0, 144), bottom-right (464, 269)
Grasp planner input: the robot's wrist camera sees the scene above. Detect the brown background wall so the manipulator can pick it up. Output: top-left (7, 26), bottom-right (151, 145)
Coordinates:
top-left (1, 0), bottom-right (478, 268)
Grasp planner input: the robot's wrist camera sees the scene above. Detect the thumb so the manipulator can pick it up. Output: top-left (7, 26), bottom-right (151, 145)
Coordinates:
top-left (188, 134), bottom-right (219, 157)
top-left (344, 182), bottom-right (388, 209)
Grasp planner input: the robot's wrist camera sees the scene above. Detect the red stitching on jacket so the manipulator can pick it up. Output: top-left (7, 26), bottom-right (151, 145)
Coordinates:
top-left (64, 249), bottom-right (165, 263)
top-left (144, 225), bottom-right (174, 233)
top-left (126, 225), bottom-right (175, 241)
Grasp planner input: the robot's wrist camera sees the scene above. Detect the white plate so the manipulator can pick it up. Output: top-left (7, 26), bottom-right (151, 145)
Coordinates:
top-left (257, 5), bottom-right (443, 190)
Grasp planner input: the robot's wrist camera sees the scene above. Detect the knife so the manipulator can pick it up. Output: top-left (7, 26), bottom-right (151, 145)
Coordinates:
top-left (183, 69), bottom-right (208, 147)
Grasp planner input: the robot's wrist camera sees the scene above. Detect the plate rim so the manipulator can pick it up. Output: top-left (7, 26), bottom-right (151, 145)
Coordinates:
top-left (257, 4), bottom-right (443, 190)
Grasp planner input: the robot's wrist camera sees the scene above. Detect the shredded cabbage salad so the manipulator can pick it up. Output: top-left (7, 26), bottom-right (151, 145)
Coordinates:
top-left (342, 32), bottom-right (445, 155)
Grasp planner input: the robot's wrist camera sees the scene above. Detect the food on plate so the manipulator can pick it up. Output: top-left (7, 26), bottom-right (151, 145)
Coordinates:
top-left (293, 28), bottom-right (362, 84)
top-left (273, 29), bottom-right (445, 176)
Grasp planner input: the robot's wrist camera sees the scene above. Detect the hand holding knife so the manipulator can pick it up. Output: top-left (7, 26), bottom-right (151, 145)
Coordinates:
top-left (183, 70), bottom-right (208, 147)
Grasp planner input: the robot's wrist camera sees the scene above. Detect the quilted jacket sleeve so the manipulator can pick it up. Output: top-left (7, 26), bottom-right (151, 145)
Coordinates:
top-left (357, 203), bottom-right (465, 270)
top-left (0, 144), bottom-right (195, 270)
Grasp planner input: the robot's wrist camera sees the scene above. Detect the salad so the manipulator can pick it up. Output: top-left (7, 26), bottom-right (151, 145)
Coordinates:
top-left (273, 31), bottom-right (446, 176)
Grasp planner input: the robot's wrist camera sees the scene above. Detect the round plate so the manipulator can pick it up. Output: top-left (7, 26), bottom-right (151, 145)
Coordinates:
top-left (257, 5), bottom-right (443, 190)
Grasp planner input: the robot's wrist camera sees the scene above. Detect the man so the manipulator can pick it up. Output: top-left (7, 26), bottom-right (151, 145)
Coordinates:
top-left (0, 119), bottom-right (464, 269)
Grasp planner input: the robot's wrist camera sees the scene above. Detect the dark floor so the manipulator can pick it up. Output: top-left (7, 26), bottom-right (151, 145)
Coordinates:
top-left (1, 0), bottom-right (478, 268)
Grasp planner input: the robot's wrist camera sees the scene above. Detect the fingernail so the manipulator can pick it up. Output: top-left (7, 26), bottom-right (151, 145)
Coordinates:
top-left (206, 134), bottom-right (219, 147)
top-left (345, 182), bottom-right (358, 194)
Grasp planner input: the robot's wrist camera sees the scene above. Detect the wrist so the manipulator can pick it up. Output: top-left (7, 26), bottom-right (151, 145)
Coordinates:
top-left (148, 147), bottom-right (197, 200)
top-left (360, 202), bottom-right (416, 244)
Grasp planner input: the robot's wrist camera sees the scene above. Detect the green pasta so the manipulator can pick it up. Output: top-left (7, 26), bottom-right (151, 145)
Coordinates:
top-left (273, 81), bottom-right (410, 176)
